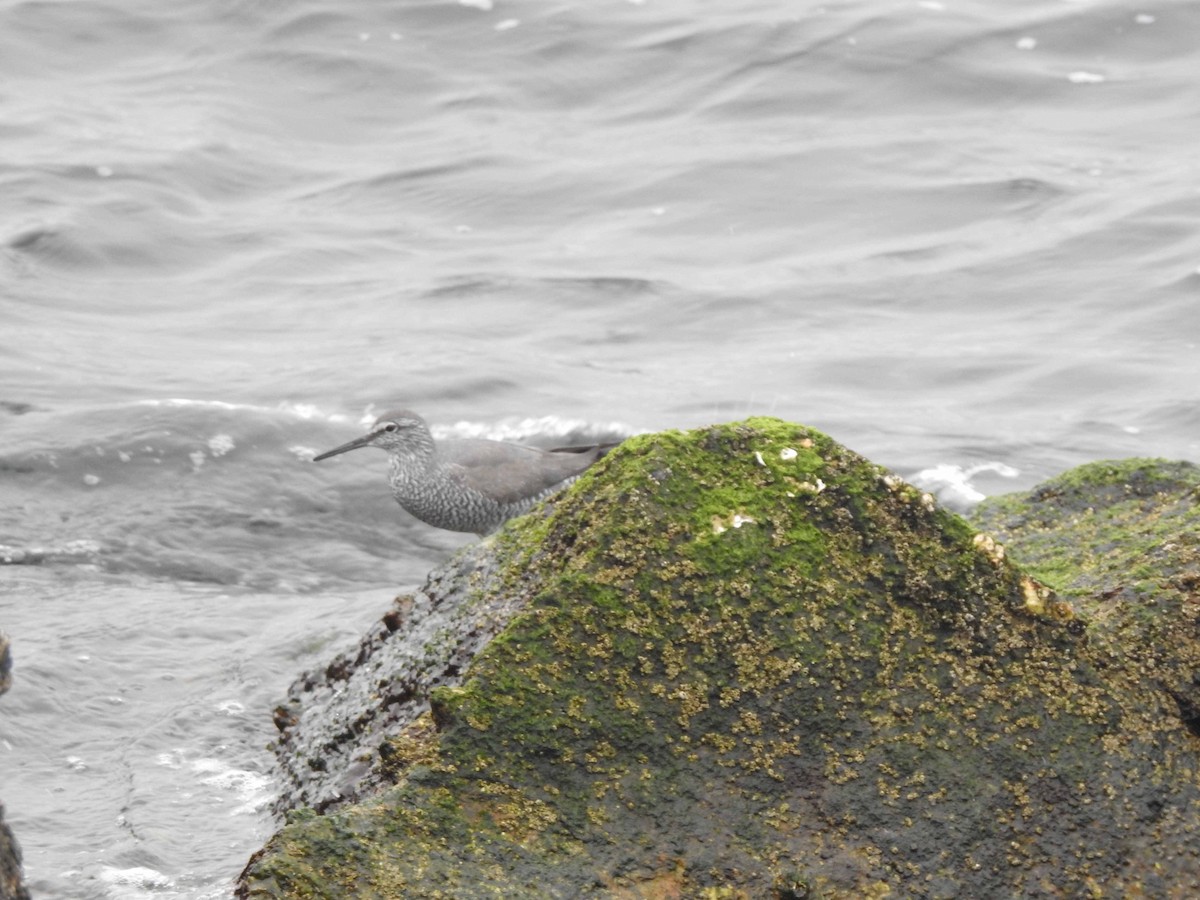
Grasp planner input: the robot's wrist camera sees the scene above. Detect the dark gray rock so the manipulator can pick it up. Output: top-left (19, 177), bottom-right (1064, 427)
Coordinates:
top-left (270, 539), bottom-right (530, 812)
top-left (0, 633), bottom-right (30, 900)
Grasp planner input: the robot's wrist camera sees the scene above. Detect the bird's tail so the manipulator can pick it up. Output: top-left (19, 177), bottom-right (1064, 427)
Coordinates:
top-left (548, 441), bottom-right (622, 460)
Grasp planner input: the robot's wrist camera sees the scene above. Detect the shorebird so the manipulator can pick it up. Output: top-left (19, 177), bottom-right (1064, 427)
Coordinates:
top-left (313, 409), bottom-right (614, 535)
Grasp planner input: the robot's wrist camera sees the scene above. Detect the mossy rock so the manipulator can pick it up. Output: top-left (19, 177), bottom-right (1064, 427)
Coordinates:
top-left (971, 458), bottom-right (1200, 758)
top-left (239, 422), bottom-right (1200, 898)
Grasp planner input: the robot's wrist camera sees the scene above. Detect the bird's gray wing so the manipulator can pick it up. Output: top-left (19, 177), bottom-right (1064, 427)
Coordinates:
top-left (441, 439), bottom-right (598, 506)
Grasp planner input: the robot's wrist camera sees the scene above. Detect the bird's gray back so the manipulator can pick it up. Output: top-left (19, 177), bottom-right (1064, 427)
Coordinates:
top-left (440, 438), bottom-right (602, 506)
top-left (384, 437), bottom-right (604, 534)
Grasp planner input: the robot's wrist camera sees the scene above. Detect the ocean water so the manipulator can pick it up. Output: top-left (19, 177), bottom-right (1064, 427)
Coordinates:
top-left (1, 0), bottom-right (1197, 896)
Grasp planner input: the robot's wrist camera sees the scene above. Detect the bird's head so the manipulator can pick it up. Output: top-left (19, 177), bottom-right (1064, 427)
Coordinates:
top-left (313, 409), bottom-right (433, 461)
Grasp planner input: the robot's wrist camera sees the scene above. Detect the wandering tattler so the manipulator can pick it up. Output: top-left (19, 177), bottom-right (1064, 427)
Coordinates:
top-left (313, 409), bottom-right (613, 535)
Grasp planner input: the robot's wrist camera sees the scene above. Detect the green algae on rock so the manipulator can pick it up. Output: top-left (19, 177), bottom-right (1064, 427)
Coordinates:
top-left (240, 422), bottom-right (1200, 899)
top-left (971, 458), bottom-right (1200, 752)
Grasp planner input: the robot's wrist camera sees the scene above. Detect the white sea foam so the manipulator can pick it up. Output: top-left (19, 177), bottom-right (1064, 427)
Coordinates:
top-left (98, 865), bottom-right (173, 894)
top-left (139, 398), bottom-right (252, 412)
top-left (136, 399), bottom-right (353, 424)
top-left (155, 750), bottom-right (184, 769)
top-left (909, 462), bottom-right (1020, 510)
top-left (441, 415), bottom-right (635, 443)
top-left (192, 757), bottom-right (274, 814)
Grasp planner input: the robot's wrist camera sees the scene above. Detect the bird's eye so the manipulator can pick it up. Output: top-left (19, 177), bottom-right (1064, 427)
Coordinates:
top-left (383, 423), bottom-right (398, 433)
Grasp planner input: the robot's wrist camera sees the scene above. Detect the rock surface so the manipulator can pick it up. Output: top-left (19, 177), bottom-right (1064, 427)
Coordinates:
top-left (268, 540), bottom-right (528, 813)
top-left (970, 457), bottom-right (1200, 743)
top-left (239, 420), bottom-right (1200, 898)
top-left (1, 633), bottom-right (31, 900)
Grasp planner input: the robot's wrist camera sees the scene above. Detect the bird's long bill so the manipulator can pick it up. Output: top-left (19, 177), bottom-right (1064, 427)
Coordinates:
top-left (312, 432), bottom-right (374, 462)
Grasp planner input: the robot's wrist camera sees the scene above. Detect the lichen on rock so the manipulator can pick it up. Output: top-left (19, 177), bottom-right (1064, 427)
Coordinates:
top-left (239, 421), bottom-right (1200, 898)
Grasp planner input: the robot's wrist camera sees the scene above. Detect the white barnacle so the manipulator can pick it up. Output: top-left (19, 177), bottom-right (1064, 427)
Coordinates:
top-left (712, 512), bottom-right (756, 534)
top-left (972, 532), bottom-right (1006, 565)
top-left (780, 447), bottom-right (797, 461)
